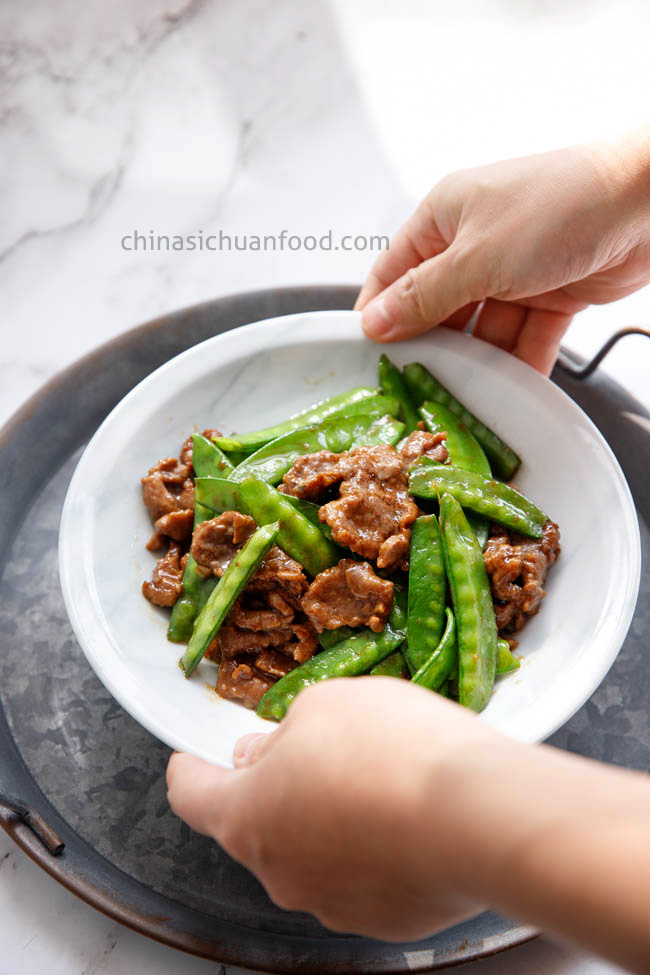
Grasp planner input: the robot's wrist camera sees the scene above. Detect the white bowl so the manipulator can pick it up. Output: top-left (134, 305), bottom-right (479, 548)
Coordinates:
top-left (59, 310), bottom-right (641, 766)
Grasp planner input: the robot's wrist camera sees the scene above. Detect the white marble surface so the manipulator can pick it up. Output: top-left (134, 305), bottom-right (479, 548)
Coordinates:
top-left (1, 0), bottom-right (648, 972)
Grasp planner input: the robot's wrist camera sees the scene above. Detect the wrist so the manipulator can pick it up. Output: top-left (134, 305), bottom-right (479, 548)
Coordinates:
top-left (592, 128), bottom-right (650, 236)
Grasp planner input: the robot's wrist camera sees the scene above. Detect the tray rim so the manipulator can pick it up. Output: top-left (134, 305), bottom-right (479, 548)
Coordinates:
top-left (14, 283), bottom-right (642, 969)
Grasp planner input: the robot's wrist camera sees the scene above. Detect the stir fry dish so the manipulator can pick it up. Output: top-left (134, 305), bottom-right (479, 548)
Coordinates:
top-left (141, 355), bottom-right (560, 719)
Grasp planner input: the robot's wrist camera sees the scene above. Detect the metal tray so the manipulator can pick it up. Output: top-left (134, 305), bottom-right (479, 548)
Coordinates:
top-left (0, 286), bottom-right (647, 972)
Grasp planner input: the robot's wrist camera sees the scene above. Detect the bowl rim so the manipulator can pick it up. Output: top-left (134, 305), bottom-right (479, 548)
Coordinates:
top-left (58, 309), bottom-right (642, 756)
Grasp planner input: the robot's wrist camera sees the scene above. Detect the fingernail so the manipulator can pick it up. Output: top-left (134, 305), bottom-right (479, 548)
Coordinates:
top-left (362, 295), bottom-right (394, 338)
top-left (233, 733), bottom-right (265, 768)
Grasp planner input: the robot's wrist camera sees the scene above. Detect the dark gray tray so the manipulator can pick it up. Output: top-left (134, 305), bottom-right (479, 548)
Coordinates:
top-left (0, 286), bottom-right (647, 972)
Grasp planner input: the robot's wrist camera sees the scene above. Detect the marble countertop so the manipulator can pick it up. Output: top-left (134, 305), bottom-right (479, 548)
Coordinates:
top-left (1, 0), bottom-right (647, 972)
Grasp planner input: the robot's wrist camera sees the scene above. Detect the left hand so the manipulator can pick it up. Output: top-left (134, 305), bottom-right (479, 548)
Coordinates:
top-left (166, 677), bottom-right (494, 940)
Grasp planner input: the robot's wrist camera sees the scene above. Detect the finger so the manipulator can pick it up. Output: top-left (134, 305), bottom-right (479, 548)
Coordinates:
top-left (512, 308), bottom-right (573, 375)
top-left (440, 301), bottom-right (480, 332)
top-left (354, 199), bottom-right (448, 311)
top-left (361, 244), bottom-right (485, 342)
top-left (166, 752), bottom-right (232, 836)
top-left (472, 298), bottom-right (527, 351)
top-left (233, 731), bottom-right (278, 768)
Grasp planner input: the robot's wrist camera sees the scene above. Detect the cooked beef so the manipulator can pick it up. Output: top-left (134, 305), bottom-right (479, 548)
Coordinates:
top-left (154, 509), bottom-right (194, 542)
top-left (230, 599), bottom-right (294, 631)
top-left (319, 446), bottom-right (418, 571)
top-left (191, 511), bottom-right (257, 576)
top-left (142, 457), bottom-right (194, 521)
top-left (146, 531), bottom-right (166, 551)
top-left (180, 428), bottom-right (223, 468)
top-left (217, 624), bottom-right (295, 657)
top-left (484, 521), bottom-right (561, 633)
top-left (302, 559), bottom-right (394, 633)
top-left (142, 541), bottom-right (185, 607)
top-left (279, 451), bottom-right (344, 501)
top-left (399, 429), bottom-right (449, 469)
top-left (255, 649), bottom-right (299, 679)
top-left (248, 545), bottom-right (309, 605)
top-left (216, 657), bottom-right (275, 709)
top-left (216, 613), bottom-right (317, 663)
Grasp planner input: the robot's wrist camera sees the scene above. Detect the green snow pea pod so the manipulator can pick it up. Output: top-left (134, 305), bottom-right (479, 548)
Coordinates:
top-left (191, 432), bottom-right (235, 477)
top-left (317, 626), bottom-right (357, 651)
top-left (194, 476), bottom-right (245, 515)
top-left (369, 648), bottom-right (409, 678)
top-left (350, 414), bottom-right (405, 447)
top-left (214, 389), bottom-right (399, 455)
top-left (419, 402), bottom-right (490, 475)
top-left (378, 354), bottom-right (420, 433)
top-left (439, 493), bottom-right (497, 713)
top-left (257, 589), bottom-right (408, 721)
top-left (230, 412), bottom-right (403, 486)
top-left (239, 476), bottom-right (339, 576)
top-left (409, 464), bottom-right (546, 539)
top-left (411, 607), bottom-right (457, 692)
top-left (419, 401), bottom-right (490, 549)
top-left (167, 436), bottom-right (236, 643)
top-left (181, 522), bottom-right (279, 677)
top-left (403, 362), bottom-right (521, 480)
top-left (496, 639), bottom-right (520, 675)
top-left (406, 515), bottom-right (446, 674)
top-left (196, 476), bottom-right (338, 547)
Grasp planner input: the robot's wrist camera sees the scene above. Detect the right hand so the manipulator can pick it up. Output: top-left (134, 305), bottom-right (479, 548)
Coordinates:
top-left (356, 135), bottom-right (650, 374)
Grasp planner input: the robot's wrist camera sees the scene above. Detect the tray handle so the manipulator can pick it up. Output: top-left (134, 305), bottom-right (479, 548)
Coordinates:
top-left (0, 790), bottom-right (64, 856)
top-left (557, 327), bottom-right (650, 380)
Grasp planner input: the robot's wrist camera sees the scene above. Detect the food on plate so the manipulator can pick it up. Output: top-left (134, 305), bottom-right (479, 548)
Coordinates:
top-left (141, 357), bottom-right (560, 718)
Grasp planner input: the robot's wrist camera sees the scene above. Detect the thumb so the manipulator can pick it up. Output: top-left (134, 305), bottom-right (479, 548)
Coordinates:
top-left (233, 730), bottom-right (278, 768)
top-left (166, 752), bottom-right (231, 836)
top-left (361, 244), bottom-right (485, 342)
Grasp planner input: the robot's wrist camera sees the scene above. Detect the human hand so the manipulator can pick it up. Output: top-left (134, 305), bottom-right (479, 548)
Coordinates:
top-left (356, 137), bottom-right (650, 374)
top-left (166, 678), bottom-right (506, 940)
top-left (167, 676), bottom-right (650, 968)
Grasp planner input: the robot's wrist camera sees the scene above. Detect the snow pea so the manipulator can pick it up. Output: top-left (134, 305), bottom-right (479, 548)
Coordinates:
top-left (412, 606), bottom-right (457, 692)
top-left (181, 521), bottom-right (279, 677)
top-left (351, 414), bottom-right (405, 447)
top-left (496, 639), bottom-right (520, 675)
top-left (167, 436), bottom-right (236, 643)
top-left (239, 476), bottom-right (340, 576)
top-left (191, 432), bottom-right (235, 477)
top-left (378, 354), bottom-right (420, 433)
top-left (167, 502), bottom-right (218, 643)
top-left (194, 476), bottom-right (245, 515)
top-left (419, 401), bottom-right (490, 549)
top-left (369, 648), bottom-right (409, 678)
top-left (257, 589), bottom-right (408, 721)
top-left (439, 493), bottom-right (497, 712)
top-left (317, 625), bottom-right (357, 651)
top-left (213, 388), bottom-right (398, 455)
top-left (409, 464), bottom-right (546, 539)
top-left (402, 362), bottom-right (521, 480)
top-left (230, 412), bottom-right (403, 486)
top-left (406, 515), bottom-right (446, 674)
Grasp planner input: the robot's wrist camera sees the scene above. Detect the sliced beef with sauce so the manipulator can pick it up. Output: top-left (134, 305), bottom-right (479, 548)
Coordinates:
top-left (141, 457), bottom-right (194, 522)
top-left (302, 559), bottom-right (394, 633)
top-left (399, 429), bottom-right (448, 469)
top-left (279, 451), bottom-right (344, 501)
top-left (191, 511), bottom-right (257, 576)
top-left (484, 521), bottom-right (561, 633)
top-left (255, 650), bottom-right (299, 679)
top-left (154, 508), bottom-right (195, 542)
top-left (320, 446), bottom-right (419, 571)
top-left (216, 656), bottom-right (275, 709)
top-left (142, 541), bottom-right (185, 607)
